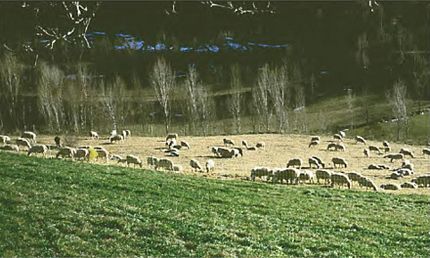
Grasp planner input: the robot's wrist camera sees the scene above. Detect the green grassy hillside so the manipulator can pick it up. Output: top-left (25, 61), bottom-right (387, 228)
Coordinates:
top-left (0, 152), bottom-right (429, 257)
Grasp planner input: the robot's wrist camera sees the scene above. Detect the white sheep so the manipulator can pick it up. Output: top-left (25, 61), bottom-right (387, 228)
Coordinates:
top-left (16, 137), bottom-right (32, 150)
top-left (298, 170), bottom-right (315, 184)
top-left (400, 182), bottom-right (418, 189)
top-left (332, 157), bottom-right (348, 168)
top-left (335, 143), bottom-right (346, 152)
top-left (22, 131), bottom-right (37, 143)
top-left (0, 144), bottom-right (19, 152)
top-left (308, 140), bottom-right (319, 148)
top-left (399, 148), bottom-right (414, 158)
top-left (358, 177), bottom-right (378, 191)
top-left (0, 135), bottom-right (11, 144)
top-left (339, 130), bottom-right (346, 138)
top-left (411, 175), bottom-right (430, 187)
top-left (223, 138), bottom-right (234, 146)
top-left (311, 156), bottom-right (325, 168)
top-left (308, 157), bottom-right (321, 169)
top-left (74, 148), bottom-right (90, 161)
top-left (331, 172), bottom-right (352, 189)
top-left (233, 147), bottom-right (243, 156)
top-left (94, 147), bottom-right (109, 162)
top-left (380, 183), bottom-right (400, 191)
top-left (287, 158), bottom-right (302, 169)
top-left (256, 142), bottom-right (265, 149)
top-left (190, 159), bottom-right (203, 172)
top-left (89, 131), bottom-right (99, 139)
top-left (126, 155), bottom-right (143, 168)
top-left (180, 140), bottom-right (190, 149)
top-left (272, 168), bottom-right (299, 184)
top-left (205, 159), bottom-right (215, 173)
top-left (165, 133), bottom-right (178, 142)
top-left (56, 147), bottom-right (76, 159)
top-left (250, 167), bottom-right (272, 181)
top-left (422, 148), bottom-right (430, 157)
top-left (383, 153), bottom-right (404, 162)
top-left (109, 134), bottom-right (124, 143)
top-left (363, 148), bottom-right (369, 157)
top-left (156, 158), bottom-right (174, 171)
top-left (315, 170), bottom-right (331, 185)
top-left (355, 136), bottom-right (367, 145)
top-left (27, 144), bottom-right (48, 157)
top-left (111, 154), bottom-right (126, 164)
top-left (147, 156), bottom-right (159, 167)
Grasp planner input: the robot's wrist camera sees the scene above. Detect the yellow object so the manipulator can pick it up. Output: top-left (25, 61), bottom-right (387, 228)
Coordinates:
top-left (88, 147), bottom-right (98, 161)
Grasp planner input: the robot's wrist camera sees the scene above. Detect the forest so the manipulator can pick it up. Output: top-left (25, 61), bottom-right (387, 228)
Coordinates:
top-left (0, 1), bottom-right (429, 138)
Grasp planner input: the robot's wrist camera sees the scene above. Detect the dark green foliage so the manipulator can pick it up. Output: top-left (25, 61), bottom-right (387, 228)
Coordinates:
top-left (0, 152), bottom-right (428, 256)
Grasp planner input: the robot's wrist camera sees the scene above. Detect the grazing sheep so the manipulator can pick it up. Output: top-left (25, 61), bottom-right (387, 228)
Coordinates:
top-left (315, 170), bottom-right (331, 185)
top-left (190, 159), bottom-right (203, 172)
top-left (216, 147), bottom-right (235, 158)
top-left (339, 130), bottom-right (346, 138)
top-left (335, 143), bottom-right (346, 152)
top-left (422, 148), bottom-right (430, 157)
top-left (109, 134), bottom-right (124, 143)
top-left (272, 168), bottom-right (299, 184)
top-left (383, 140), bottom-right (389, 148)
top-left (401, 160), bottom-right (414, 171)
top-left (124, 129), bottom-right (131, 137)
top-left (256, 142), bottom-right (265, 149)
top-left (400, 182), bottom-right (418, 189)
top-left (380, 183), bottom-right (400, 191)
top-left (311, 136), bottom-right (320, 142)
top-left (223, 138), bottom-right (234, 146)
top-left (311, 156), bottom-right (325, 168)
top-left (147, 156), bottom-right (159, 167)
top-left (355, 136), bottom-right (367, 145)
top-left (389, 172), bottom-right (403, 179)
top-left (95, 147), bottom-right (109, 161)
top-left (16, 138), bottom-right (32, 150)
top-left (173, 165), bottom-right (182, 172)
top-left (232, 147), bottom-right (243, 156)
top-left (357, 177), bottom-right (378, 191)
top-left (333, 134), bottom-right (343, 141)
top-left (400, 148), bottom-right (414, 158)
top-left (56, 147), bottom-right (76, 159)
top-left (393, 168), bottom-right (413, 176)
top-left (166, 138), bottom-right (177, 148)
top-left (332, 157), bottom-right (348, 168)
top-left (111, 154), bottom-right (126, 164)
top-left (205, 159), bottom-right (215, 173)
top-left (89, 131), bottom-right (99, 139)
top-left (74, 148), bottom-right (90, 161)
top-left (231, 148), bottom-right (241, 157)
top-left (0, 144), bottom-right (19, 152)
top-left (211, 147), bottom-right (221, 157)
top-left (308, 157), bottom-right (321, 169)
top-left (287, 158), bottom-right (302, 169)
top-left (411, 175), bottom-right (430, 187)
top-left (126, 155), bottom-right (143, 168)
top-left (156, 158), bottom-right (174, 171)
top-left (180, 140), bottom-right (190, 149)
top-left (363, 148), bottom-right (369, 157)
top-left (0, 135), bottom-right (11, 144)
top-left (368, 145), bottom-right (382, 155)
top-left (165, 133), bottom-right (178, 142)
top-left (308, 140), bottom-right (319, 148)
top-left (383, 153), bottom-right (404, 162)
top-left (327, 143), bottom-right (337, 151)
top-left (250, 167), bottom-right (272, 181)
top-left (27, 144), bottom-right (48, 157)
top-left (22, 131), bottom-right (37, 143)
top-left (347, 172), bottom-right (363, 184)
top-left (298, 170), bottom-right (315, 184)
top-left (331, 173), bottom-right (352, 189)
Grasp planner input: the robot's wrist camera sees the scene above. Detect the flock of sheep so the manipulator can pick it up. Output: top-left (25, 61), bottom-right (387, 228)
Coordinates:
top-left (250, 131), bottom-right (430, 191)
top-left (0, 129), bottom-right (429, 193)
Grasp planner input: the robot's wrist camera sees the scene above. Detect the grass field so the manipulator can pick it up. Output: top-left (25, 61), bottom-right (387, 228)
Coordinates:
top-left (0, 152), bottom-right (429, 256)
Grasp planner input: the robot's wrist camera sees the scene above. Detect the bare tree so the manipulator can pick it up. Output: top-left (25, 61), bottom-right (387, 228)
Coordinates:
top-left (267, 65), bottom-right (289, 133)
top-left (346, 88), bottom-right (354, 130)
top-left (294, 84), bottom-right (307, 133)
top-left (386, 80), bottom-right (407, 141)
top-left (253, 64), bottom-right (271, 132)
top-left (0, 52), bottom-right (24, 130)
top-left (151, 57), bottom-right (176, 134)
top-left (227, 64), bottom-right (242, 134)
top-left (36, 62), bottom-right (65, 131)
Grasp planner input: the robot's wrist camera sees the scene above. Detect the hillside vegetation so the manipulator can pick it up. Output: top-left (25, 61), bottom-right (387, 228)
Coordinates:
top-left (0, 152), bottom-right (428, 256)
